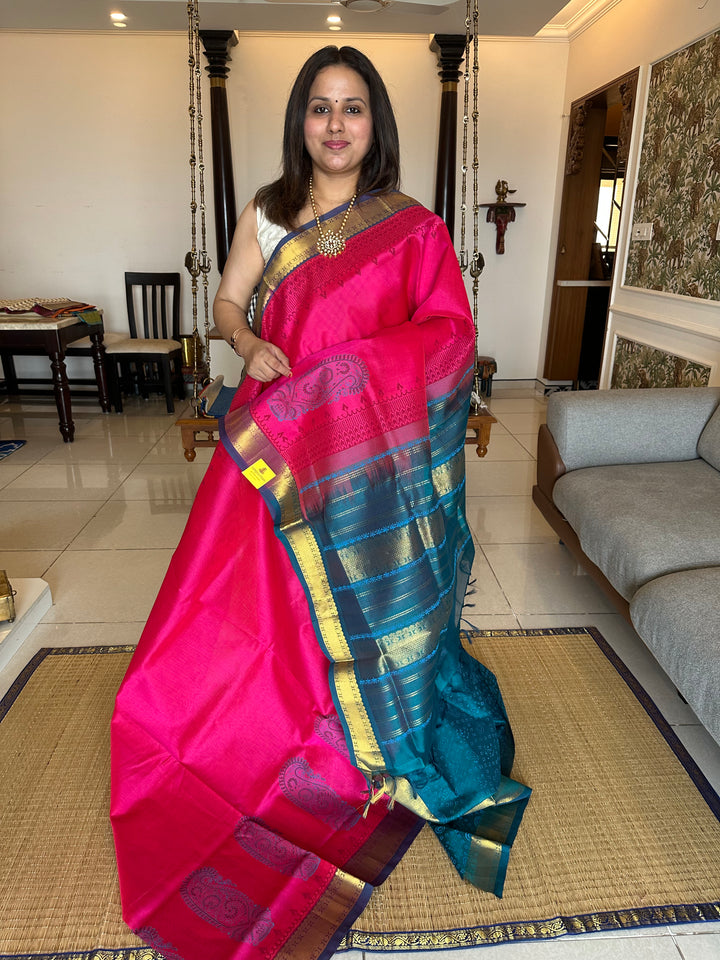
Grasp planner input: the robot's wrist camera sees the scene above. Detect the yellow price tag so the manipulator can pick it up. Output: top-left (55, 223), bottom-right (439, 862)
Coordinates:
top-left (242, 458), bottom-right (276, 489)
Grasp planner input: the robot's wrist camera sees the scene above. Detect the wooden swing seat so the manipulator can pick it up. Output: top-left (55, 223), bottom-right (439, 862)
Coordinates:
top-left (465, 407), bottom-right (497, 458)
top-left (178, 409), bottom-right (495, 462)
top-left (176, 415), bottom-right (220, 462)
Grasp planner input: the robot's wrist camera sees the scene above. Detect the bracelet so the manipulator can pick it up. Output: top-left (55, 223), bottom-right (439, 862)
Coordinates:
top-left (229, 326), bottom-right (251, 354)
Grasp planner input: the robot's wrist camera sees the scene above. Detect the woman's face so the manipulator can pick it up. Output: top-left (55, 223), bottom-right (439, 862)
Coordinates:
top-left (303, 65), bottom-right (373, 184)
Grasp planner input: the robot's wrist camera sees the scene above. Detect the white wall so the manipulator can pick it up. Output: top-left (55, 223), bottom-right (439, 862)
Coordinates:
top-left (0, 29), bottom-right (568, 386)
top-left (561, 0), bottom-right (720, 387)
top-left (0, 34), bottom-right (190, 319)
top-left (465, 38), bottom-right (568, 381)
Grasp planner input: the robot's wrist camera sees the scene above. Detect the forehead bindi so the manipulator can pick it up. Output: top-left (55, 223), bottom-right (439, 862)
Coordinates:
top-left (307, 67), bottom-right (370, 107)
top-left (308, 96), bottom-right (367, 107)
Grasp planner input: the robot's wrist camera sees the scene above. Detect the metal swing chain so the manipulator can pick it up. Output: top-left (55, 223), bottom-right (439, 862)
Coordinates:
top-left (186, 0), bottom-right (212, 407)
top-left (470, 0), bottom-right (483, 291)
top-left (458, 1), bottom-right (471, 276)
top-left (460, 0), bottom-right (485, 412)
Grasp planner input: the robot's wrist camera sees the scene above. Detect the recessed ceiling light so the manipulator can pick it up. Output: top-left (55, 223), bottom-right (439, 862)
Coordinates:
top-left (329, 24), bottom-right (342, 30)
top-left (327, 14), bottom-right (342, 22)
top-left (110, 11), bottom-right (127, 21)
top-left (113, 22), bottom-right (127, 28)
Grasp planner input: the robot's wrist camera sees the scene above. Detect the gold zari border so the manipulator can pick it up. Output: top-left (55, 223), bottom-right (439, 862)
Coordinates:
top-left (222, 410), bottom-right (383, 774)
top-left (254, 192), bottom-right (420, 327)
top-left (275, 870), bottom-right (368, 960)
top-left (285, 522), bottom-right (383, 773)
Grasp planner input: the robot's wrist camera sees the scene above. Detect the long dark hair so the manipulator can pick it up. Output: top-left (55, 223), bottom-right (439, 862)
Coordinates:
top-left (255, 46), bottom-right (400, 230)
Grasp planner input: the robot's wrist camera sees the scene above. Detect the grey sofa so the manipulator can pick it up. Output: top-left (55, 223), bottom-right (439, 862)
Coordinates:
top-left (532, 387), bottom-right (720, 746)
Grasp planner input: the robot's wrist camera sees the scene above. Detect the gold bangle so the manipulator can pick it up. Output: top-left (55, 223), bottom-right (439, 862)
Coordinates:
top-left (229, 326), bottom-right (250, 353)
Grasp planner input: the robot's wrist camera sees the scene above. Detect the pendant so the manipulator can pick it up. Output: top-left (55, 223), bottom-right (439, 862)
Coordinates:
top-left (316, 231), bottom-right (346, 258)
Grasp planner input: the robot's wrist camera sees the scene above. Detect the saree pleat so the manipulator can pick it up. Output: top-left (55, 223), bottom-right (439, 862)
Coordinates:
top-left (111, 192), bottom-right (529, 960)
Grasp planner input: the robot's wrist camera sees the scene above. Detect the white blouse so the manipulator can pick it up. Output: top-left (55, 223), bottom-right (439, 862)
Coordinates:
top-left (256, 206), bottom-right (288, 264)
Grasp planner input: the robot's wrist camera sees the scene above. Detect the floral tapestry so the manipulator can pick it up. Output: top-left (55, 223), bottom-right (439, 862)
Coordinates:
top-left (624, 30), bottom-right (720, 300)
top-left (611, 336), bottom-right (711, 388)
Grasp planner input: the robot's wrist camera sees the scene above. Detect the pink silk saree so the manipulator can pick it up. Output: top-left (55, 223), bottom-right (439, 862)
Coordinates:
top-left (110, 192), bottom-right (530, 960)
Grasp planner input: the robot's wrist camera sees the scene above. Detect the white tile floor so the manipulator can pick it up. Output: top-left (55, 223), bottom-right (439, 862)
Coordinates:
top-left (1, 386), bottom-right (719, 959)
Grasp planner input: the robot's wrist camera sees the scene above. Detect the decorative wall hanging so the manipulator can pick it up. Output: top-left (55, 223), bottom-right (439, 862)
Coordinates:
top-left (480, 180), bottom-right (526, 254)
top-left (565, 100), bottom-right (591, 176)
top-left (616, 78), bottom-right (636, 169)
top-left (625, 29), bottom-right (720, 301)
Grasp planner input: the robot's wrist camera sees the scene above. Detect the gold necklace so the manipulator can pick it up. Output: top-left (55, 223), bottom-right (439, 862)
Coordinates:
top-left (308, 177), bottom-right (357, 258)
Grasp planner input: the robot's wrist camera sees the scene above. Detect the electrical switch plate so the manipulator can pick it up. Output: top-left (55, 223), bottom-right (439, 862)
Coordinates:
top-left (631, 222), bottom-right (653, 241)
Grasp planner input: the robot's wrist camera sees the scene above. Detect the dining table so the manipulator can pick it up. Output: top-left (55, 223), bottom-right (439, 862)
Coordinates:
top-left (0, 308), bottom-right (111, 442)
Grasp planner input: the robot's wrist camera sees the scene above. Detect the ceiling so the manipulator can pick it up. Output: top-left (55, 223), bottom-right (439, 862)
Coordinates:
top-left (0, 0), bottom-right (580, 38)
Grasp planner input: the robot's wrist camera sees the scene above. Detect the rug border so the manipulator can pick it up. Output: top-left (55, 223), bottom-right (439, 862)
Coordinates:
top-left (1, 631), bottom-right (719, 958)
top-left (0, 645), bottom-right (136, 724)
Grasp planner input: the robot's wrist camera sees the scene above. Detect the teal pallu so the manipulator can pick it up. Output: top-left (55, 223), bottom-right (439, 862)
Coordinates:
top-left (220, 192), bottom-right (530, 897)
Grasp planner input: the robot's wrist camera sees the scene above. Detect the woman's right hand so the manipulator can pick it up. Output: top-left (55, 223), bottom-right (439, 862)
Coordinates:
top-left (235, 328), bottom-right (292, 382)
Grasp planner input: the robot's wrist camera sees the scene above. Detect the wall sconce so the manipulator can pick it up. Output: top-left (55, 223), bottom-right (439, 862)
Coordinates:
top-left (480, 180), bottom-right (526, 254)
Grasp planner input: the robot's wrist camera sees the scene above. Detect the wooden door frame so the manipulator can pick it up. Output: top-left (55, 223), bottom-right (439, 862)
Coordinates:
top-left (543, 68), bottom-right (639, 383)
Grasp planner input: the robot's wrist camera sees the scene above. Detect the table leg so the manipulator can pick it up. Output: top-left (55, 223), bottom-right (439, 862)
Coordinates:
top-left (1, 351), bottom-right (20, 394)
top-left (49, 350), bottom-right (75, 442)
top-left (89, 329), bottom-right (111, 413)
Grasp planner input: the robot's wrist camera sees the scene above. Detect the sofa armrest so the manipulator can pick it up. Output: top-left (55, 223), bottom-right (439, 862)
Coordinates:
top-left (536, 423), bottom-right (566, 502)
top-left (546, 387), bottom-right (720, 471)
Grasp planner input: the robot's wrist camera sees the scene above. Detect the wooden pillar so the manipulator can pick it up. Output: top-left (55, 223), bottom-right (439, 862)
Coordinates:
top-left (200, 30), bottom-right (238, 275)
top-left (430, 34), bottom-right (466, 241)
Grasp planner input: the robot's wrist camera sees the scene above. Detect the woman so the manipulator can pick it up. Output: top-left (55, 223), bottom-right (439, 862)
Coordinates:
top-left (111, 46), bottom-right (530, 960)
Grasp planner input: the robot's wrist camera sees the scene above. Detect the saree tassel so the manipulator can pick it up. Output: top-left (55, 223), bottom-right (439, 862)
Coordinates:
top-left (462, 577), bottom-right (477, 610)
top-left (383, 774), bottom-right (397, 810)
top-left (362, 772), bottom-right (398, 817)
top-left (362, 773), bottom-right (383, 818)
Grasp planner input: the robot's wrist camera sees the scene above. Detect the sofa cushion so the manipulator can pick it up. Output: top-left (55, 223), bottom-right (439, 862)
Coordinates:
top-left (553, 459), bottom-right (720, 600)
top-left (630, 567), bottom-right (720, 747)
top-left (547, 387), bottom-right (720, 472)
top-left (698, 405), bottom-right (720, 472)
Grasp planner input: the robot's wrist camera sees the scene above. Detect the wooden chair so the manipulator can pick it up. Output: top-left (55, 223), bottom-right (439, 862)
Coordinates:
top-left (63, 318), bottom-right (129, 402)
top-left (106, 272), bottom-right (185, 413)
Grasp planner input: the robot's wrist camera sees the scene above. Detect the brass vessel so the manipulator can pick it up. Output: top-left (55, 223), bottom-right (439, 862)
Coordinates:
top-left (0, 570), bottom-right (16, 623)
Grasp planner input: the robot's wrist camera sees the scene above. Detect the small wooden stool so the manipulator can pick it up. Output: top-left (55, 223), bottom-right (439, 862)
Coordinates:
top-left (477, 355), bottom-right (497, 397)
top-left (176, 416), bottom-right (220, 462)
